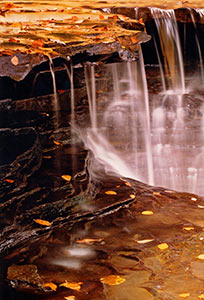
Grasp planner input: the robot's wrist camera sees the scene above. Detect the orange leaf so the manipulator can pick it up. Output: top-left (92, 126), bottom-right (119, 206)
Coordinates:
top-left (125, 181), bottom-right (131, 187)
top-left (31, 39), bottom-right (44, 48)
top-left (60, 281), bottom-right (82, 291)
top-left (100, 275), bottom-right (126, 286)
top-left (34, 219), bottom-right (52, 226)
top-left (64, 296), bottom-right (76, 300)
top-left (43, 282), bottom-right (57, 291)
top-left (105, 191), bottom-right (117, 195)
top-left (4, 179), bottom-right (14, 183)
top-left (53, 140), bottom-right (61, 146)
top-left (11, 56), bottom-right (19, 66)
top-left (61, 175), bottom-right (71, 182)
top-left (99, 14), bottom-right (105, 20)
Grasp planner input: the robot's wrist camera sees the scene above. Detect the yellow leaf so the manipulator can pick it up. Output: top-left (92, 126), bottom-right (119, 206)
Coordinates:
top-left (199, 294), bottom-right (204, 299)
top-left (60, 281), bottom-right (82, 291)
top-left (141, 210), bottom-right (154, 215)
top-left (157, 243), bottom-right (169, 250)
top-left (43, 282), bottom-right (57, 291)
top-left (34, 219), bottom-right (52, 226)
top-left (197, 254), bottom-right (204, 260)
top-left (183, 227), bottom-right (194, 231)
top-left (11, 55), bottom-right (19, 65)
top-left (153, 192), bottom-right (161, 196)
top-left (61, 175), bottom-right (72, 182)
top-left (137, 239), bottom-right (154, 244)
top-left (76, 238), bottom-right (103, 244)
top-left (130, 194), bottom-right (135, 199)
top-left (105, 191), bottom-right (117, 195)
top-left (100, 275), bottom-right (126, 286)
top-left (64, 296), bottom-right (76, 300)
top-left (179, 293), bottom-right (190, 298)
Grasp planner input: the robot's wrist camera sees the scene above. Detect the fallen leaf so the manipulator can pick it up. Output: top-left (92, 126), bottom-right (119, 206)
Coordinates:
top-left (141, 210), bottom-right (154, 215)
top-left (179, 293), bottom-right (190, 298)
top-left (125, 181), bottom-right (131, 187)
top-left (31, 39), bottom-right (44, 48)
top-left (197, 254), bottom-right (204, 260)
top-left (43, 156), bottom-right (52, 159)
top-left (198, 294), bottom-right (204, 299)
top-left (191, 197), bottom-right (197, 201)
top-left (60, 281), bottom-right (83, 291)
top-left (130, 194), bottom-right (135, 199)
top-left (64, 296), bottom-right (76, 300)
top-left (116, 185), bottom-right (120, 188)
top-left (43, 282), bottom-right (57, 291)
top-left (4, 179), bottom-right (14, 183)
top-left (53, 140), bottom-right (61, 146)
top-left (76, 238), bottom-right (104, 244)
top-left (198, 205), bottom-right (204, 208)
top-left (105, 191), bottom-right (117, 195)
top-left (34, 219), bottom-right (52, 226)
top-left (153, 192), bottom-right (161, 196)
top-left (137, 239), bottom-right (154, 244)
top-left (157, 243), bottom-right (168, 250)
top-left (61, 175), bottom-right (72, 182)
top-left (100, 275), bottom-right (126, 286)
top-left (183, 227), bottom-right (194, 231)
top-left (11, 55), bottom-right (18, 65)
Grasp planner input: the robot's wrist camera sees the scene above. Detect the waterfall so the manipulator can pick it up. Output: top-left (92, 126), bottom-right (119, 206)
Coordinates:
top-left (151, 8), bottom-right (185, 93)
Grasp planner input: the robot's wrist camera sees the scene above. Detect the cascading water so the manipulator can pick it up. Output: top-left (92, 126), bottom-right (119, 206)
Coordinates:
top-left (77, 8), bottom-right (204, 196)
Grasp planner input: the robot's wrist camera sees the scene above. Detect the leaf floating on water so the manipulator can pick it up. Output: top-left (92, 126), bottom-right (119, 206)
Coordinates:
top-left (64, 296), bottom-right (76, 300)
top-left (179, 293), bottom-right (190, 298)
top-left (43, 282), bottom-right (57, 291)
top-left (129, 194), bottom-right (135, 199)
top-left (197, 254), bottom-right (204, 260)
top-left (60, 281), bottom-right (82, 291)
top-left (61, 175), bottom-right (72, 182)
top-left (100, 275), bottom-right (126, 286)
top-left (137, 239), bottom-right (154, 244)
top-left (11, 55), bottom-right (18, 65)
top-left (34, 219), bottom-right (52, 226)
top-left (76, 238), bottom-right (104, 244)
top-left (4, 179), bottom-right (14, 183)
top-left (183, 227), bottom-right (194, 231)
top-left (105, 191), bottom-right (117, 195)
top-left (157, 243), bottom-right (169, 250)
top-left (53, 140), bottom-right (62, 146)
top-left (141, 210), bottom-right (154, 215)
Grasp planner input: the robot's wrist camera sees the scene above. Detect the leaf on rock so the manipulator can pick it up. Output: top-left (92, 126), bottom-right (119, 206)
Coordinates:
top-left (31, 39), bottom-right (44, 48)
top-left (125, 181), bottom-right (131, 187)
top-left (53, 140), bottom-right (62, 146)
top-left (60, 281), bottom-right (83, 291)
top-left (11, 55), bottom-right (19, 65)
top-left (197, 254), bottom-right (204, 260)
top-left (61, 175), bottom-right (72, 182)
top-left (129, 194), bottom-right (135, 199)
top-left (43, 282), bottom-right (57, 291)
top-left (34, 219), bottom-right (52, 226)
top-left (105, 191), bottom-right (117, 195)
top-left (4, 179), bottom-right (14, 183)
top-left (198, 294), bottom-right (204, 299)
top-left (157, 243), bottom-right (168, 250)
top-left (100, 275), bottom-right (126, 286)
